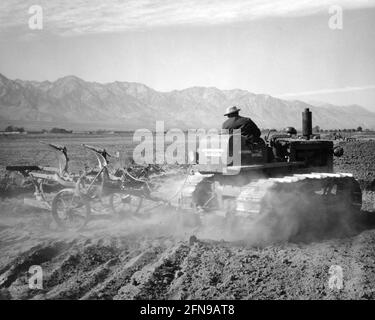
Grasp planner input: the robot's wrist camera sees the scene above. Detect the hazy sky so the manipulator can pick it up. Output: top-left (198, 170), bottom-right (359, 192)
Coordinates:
top-left (1, 0), bottom-right (375, 110)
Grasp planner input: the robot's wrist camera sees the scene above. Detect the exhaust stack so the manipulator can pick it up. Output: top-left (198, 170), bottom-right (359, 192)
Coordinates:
top-left (302, 108), bottom-right (312, 139)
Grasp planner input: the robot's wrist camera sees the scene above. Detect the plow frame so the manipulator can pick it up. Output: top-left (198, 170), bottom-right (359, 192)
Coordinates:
top-left (6, 142), bottom-right (160, 231)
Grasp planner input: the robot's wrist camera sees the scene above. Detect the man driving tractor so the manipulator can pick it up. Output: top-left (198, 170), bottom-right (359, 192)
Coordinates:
top-left (222, 106), bottom-right (262, 144)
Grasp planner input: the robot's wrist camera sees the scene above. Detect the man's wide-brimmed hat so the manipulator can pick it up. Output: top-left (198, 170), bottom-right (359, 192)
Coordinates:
top-left (224, 106), bottom-right (241, 116)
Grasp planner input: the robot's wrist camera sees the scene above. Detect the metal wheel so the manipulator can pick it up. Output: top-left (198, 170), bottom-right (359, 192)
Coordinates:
top-left (52, 189), bottom-right (90, 230)
top-left (109, 193), bottom-right (143, 217)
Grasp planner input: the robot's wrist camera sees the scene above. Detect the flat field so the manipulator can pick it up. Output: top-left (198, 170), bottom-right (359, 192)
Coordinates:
top-left (0, 134), bottom-right (375, 300)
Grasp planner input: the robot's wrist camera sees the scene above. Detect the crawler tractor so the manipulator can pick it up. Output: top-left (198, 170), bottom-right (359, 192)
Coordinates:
top-left (176, 109), bottom-right (362, 241)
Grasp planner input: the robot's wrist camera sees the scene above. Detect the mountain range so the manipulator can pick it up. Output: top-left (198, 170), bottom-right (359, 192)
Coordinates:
top-left (1, 73), bottom-right (374, 131)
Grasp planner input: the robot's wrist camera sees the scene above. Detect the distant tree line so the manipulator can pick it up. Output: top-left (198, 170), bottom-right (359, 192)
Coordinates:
top-left (261, 126), bottom-right (367, 133)
top-left (3, 126), bottom-right (72, 134)
top-left (313, 126), bottom-right (364, 133)
top-left (4, 125), bottom-right (25, 132)
top-left (50, 127), bottom-right (73, 134)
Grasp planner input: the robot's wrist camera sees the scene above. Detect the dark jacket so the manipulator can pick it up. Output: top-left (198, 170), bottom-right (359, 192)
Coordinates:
top-left (222, 115), bottom-right (261, 140)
